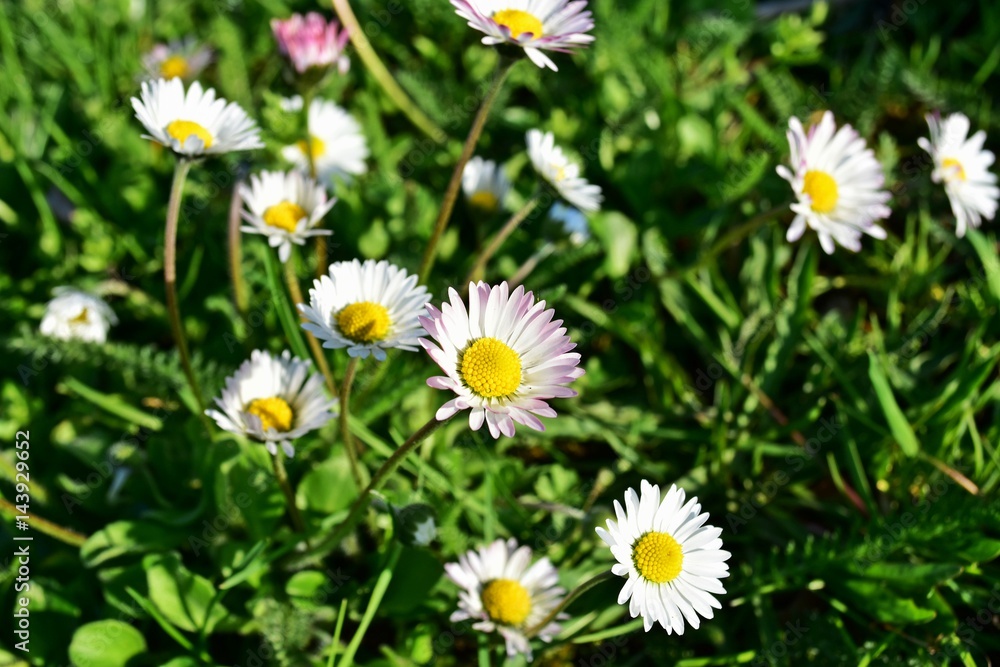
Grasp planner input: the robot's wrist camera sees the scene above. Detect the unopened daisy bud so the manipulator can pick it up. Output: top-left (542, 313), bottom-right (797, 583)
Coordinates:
top-left (132, 78), bottom-right (263, 157)
top-left (40, 287), bottom-right (117, 343)
top-left (776, 111), bottom-right (891, 254)
top-left (917, 112), bottom-right (999, 238)
top-left (451, 0), bottom-right (595, 71)
top-left (527, 130), bottom-right (602, 212)
top-left (271, 12), bottom-right (351, 77)
top-left (141, 38), bottom-right (212, 81)
top-left (596, 480), bottom-right (731, 635)
top-left (394, 503), bottom-right (437, 547)
top-left (463, 156), bottom-right (510, 215)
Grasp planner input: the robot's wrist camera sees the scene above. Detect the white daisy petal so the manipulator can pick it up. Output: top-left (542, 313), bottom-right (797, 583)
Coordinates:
top-left (240, 170), bottom-right (336, 264)
top-left (462, 156), bottom-right (511, 214)
top-left (39, 287), bottom-right (117, 344)
top-left (526, 129), bottom-right (603, 212)
top-left (281, 97), bottom-right (368, 185)
top-left (141, 38), bottom-right (213, 82)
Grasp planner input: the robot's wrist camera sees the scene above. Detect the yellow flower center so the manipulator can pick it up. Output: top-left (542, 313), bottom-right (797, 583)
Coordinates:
top-left (336, 301), bottom-right (391, 344)
top-left (296, 136), bottom-right (326, 160)
top-left (492, 9), bottom-right (544, 39)
top-left (632, 531), bottom-right (684, 584)
top-left (460, 337), bottom-right (522, 399)
top-left (166, 120), bottom-right (213, 149)
top-left (262, 201), bottom-right (307, 233)
top-left (480, 579), bottom-right (532, 626)
top-left (802, 170), bottom-right (838, 213)
top-left (160, 55), bottom-right (189, 79)
top-left (69, 308), bottom-right (90, 325)
top-left (942, 157), bottom-right (967, 182)
top-left (468, 190), bottom-right (499, 212)
top-left (246, 396), bottom-right (294, 432)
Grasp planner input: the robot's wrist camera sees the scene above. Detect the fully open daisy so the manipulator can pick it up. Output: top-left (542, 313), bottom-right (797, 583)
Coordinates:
top-left (299, 259), bottom-right (431, 361)
top-left (596, 480), bottom-right (731, 635)
top-left (450, 0), bottom-right (595, 71)
top-left (918, 112), bottom-right (999, 238)
top-left (777, 111), bottom-right (891, 254)
top-left (419, 281), bottom-right (583, 438)
top-left (445, 538), bottom-right (565, 659)
top-left (132, 78), bottom-right (263, 157)
top-left (463, 156), bottom-right (511, 215)
top-left (281, 97), bottom-right (368, 183)
top-left (205, 350), bottom-right (337, 457)
top-left (141, 38), bottom-right (212, 81)
top-left (239, 170), bottom-right (335, 263)
top-left (527, 129), bottom-right (603, 212)
top-left (272, 12), bottom-right (350, 75)
top-left (40, 287), bottom-right (117, 343)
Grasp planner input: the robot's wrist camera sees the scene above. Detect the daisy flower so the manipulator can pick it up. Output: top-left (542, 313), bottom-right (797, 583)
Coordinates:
top-left (419, 281), bottom-right (584, 438)
top-left (272, 12), bottom-right (350, 75)
top-left (132, 78), bottom-right (263, 157)
top-left (527, 129), bottom-right (603, 212)
top-left (205, 350), bottom-right (337, 457)
top-left (450, 0), bottom-right (595, 71)
top-left (141, 38), bottom-right (212, 81)
top-left (299, 259), bottom-right (431, 361)
top-left (445, 538), bottom-right (565, 659)
top-left (239, 170), bottom-right (335, 263)
top-left (281, 97), bottom-right (368, 183)
top-left (596, 481), bottom-right (731, 635)
top-left (777, 111), bottom-right (892, 254)
top-left (917, 112), bottom-right (999, 238)
top-left (463, 156), bottom-right (511, 214)
top-left (40, 287), bottom-right (117, 343)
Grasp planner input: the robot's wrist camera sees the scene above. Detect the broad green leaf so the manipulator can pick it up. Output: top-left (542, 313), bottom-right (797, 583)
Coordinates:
top-left (143, 552), bottom-right (227, 634)
top-left (81, 521), bottom-right (185, 568)
top-left (68, 620), bottom-right (146, 667)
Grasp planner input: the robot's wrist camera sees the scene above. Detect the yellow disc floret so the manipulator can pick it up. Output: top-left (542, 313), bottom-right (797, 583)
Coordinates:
top-left (481, 578), bottom-right (532, 626)
top-left (297, 136), bottom-right (326, 160)
top-left (460, 337), bottom-right (522, 399)
top-left (469, 190), bottom-right (499, 212)
top-left (336, 301), bottom-right (391, 344)
top-left (492, 9), bottom-right (544, 39)
top-left (69, 308), bottom-right (90, 325)
top-left (167, 120), bottom-right (214, 149)
top-left (802, 170), bottom-right (838, 213)
top-left (942, 157), bottom-right (967, 182)
top-left (262, 201), bottom-right (308, 232)
top-left (632, 531), bottom-right (684, 584)
top-left (246, 396), bottom-right (294, 432)
top-left (160, 55), bottom-right (189, 79)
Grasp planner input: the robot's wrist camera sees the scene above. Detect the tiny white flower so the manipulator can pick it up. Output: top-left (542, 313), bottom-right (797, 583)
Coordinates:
top-left (281, 97), bottom-right (368, 184)
top-left (239, 170), bottom-right (335, 263)
top-left (596, 480), bottom-right (731, 635)
top-left (918, 112), bottom-right (999, 238)
top-left (205, 350), bottom-right (337, 457)
top-left (40, 287), bottom-right (117, 343)
top-left (141, 38), bottom-right (212, 81)
top-left (463, 156), bottom-right (511, 214)
top-left (777, 111), bottom-right (891, 254)
top-left (446, 538), bottom-right (565, 659)
top-left (300, 259), bottom-right (431, 361)
top-left (132, 78), bottom-right (263, 157)
top-left (527, 129), bottom-right (602, 212)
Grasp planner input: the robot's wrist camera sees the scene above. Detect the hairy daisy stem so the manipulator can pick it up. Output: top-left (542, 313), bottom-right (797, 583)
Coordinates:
top-left (299, 87), bottom-right (329, 281)
top-left (164, 158), bottom-right (206, 412)
top-left (418, 58), bottom-right (516, 284)
top-left (227, 177), bottom-right (249, 317)
top-left (524, 570), bottom-right (616, 639)
top-left (283, 255), bottom-right (338, 396)
top-left (339, 356), bottom-right (366, 490)
top-left (0, 496), bottom-right (87, 547)
top-left (330, 0), bottom-right (446, 143)
top-left (270, 451), bottom-right (310, 542)
top-left (508, 242), bottom-right (555, 288)
top-left (464, 196), bottom-right (541, 285)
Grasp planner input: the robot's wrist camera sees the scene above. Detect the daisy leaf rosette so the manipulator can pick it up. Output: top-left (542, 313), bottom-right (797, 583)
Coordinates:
top-left (418, 281), bottom-right (584, 438)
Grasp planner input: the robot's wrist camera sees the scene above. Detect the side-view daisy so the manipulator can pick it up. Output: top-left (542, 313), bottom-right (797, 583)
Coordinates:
top-left (141, 38), bottom-right (212, 81)
top-left (40, 287), bottom-right (117, 343)
top-left (445, 538), bottom-right (565, 659)
top-left (463, 156), bottom-right (511, 215)
top-left (239, 170), bottom-right (335, 263)
top-left (527, 129), bottom-right (602, 212)
top-left (918, 112), bottom-right (999, 238)
top-left (281, 97), bottom-right (368, 183)
top-left (419, 281), bottom-right (584, 438)
top-left (132, 78), bottom-right (263, 157)
top-left (450, 0), bottom-right (595, 71)
top-left (777, 111), bottom-right (891, 254)
top-left (272, 12), bottom-right (350, 75)
top-left (299, 259), bottom-right (431, 361)
top-left (205, 350), bottom-right (337, 457)
top-left (596, 480), bottom-right (731, 635)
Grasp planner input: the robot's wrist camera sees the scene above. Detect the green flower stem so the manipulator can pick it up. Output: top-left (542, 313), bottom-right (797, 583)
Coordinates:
top-left (524, 570), bottom-right (616, 639)
top-left (508, 242), bottom-right (555, 289)
top-left (263, 244), bottom-right (312, 362)
top-left (299, 87), bottom-right (329, 280)
top-left (418, 58), bottom-right (516, 284)
top-left (330, 0), bottom-right (446, 143)
top-left (227, 177), bottom-right (249, 317)
top-left (283, 253), bottom-right (338, 396)
top-left (464, 195), bottom-right (541, 286)
top-left (336, 542), bottom-right (403, 667)
top-left (339, 356), bottom-right (366, 491)
top-left (164, 158), bottom-right (206, 412)
top-left (270, 450), bottom-right (310, 543)
top-left (327, 598), bottom-right (348, 667)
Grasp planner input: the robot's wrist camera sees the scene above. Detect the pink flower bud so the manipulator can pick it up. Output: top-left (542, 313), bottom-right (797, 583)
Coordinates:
top-left (271, 12), bottom-right (351, 75)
